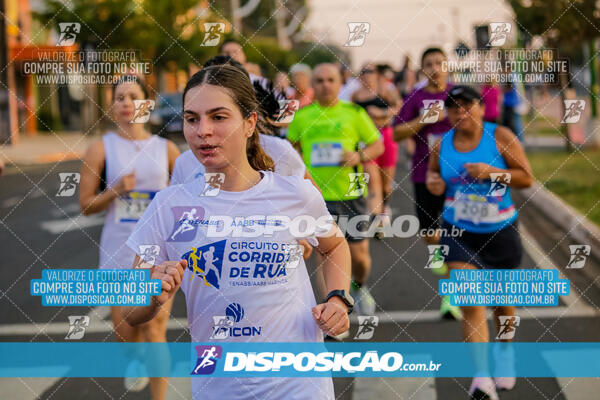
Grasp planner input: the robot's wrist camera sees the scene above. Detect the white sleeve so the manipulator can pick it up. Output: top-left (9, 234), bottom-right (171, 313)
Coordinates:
top-left (298, 180), bottom-right (334, 246)
top-left (169, 155), bottom-right (184, 185)
top-left (280, 139), bottom-right (306, 177)
top-left (126, 192), bottom-right (169, 267)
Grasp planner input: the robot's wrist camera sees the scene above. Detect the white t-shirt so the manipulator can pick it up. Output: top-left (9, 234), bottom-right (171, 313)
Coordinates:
top-left (126, 171), bottom-right (334, 400)
top-left (170, 134), bottom-right (306, 185)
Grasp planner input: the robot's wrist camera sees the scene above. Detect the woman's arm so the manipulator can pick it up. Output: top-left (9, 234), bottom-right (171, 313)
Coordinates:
top-left (79, 140), bottom-right (125, 215)
top-left (311, 227), bottom-right (351, 336)
top-left (121, 256), bottom-right (187, 326)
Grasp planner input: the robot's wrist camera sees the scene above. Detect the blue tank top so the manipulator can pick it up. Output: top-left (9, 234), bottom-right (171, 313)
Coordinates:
top-left (439, 122), bottom-right (517, 233)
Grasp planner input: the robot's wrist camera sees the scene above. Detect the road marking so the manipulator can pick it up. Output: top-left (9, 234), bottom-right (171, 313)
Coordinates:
top-left (39, 214), bottom-right (104, 234)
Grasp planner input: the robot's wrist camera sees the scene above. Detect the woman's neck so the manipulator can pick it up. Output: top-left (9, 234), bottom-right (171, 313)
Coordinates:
top-left (207, 160), bottom-right (262, 192)
top-left (456, 122), bottom-right (483, 140)
top-left (115, 123), bottom-right (149, 141)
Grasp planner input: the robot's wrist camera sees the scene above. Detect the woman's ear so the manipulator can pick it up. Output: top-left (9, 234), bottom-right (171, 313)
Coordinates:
top-left (245, 112), bottom-right (258, 137)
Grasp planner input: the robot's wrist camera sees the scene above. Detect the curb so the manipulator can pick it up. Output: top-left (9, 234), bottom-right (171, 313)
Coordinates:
top-left (516, 182), bottom-right (600, 263)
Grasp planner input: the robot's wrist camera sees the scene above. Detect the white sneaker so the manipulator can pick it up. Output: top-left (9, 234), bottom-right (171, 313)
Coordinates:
top-left (469, 376), bottom-right (499, 400)
top-left (124, 359), bottom-right (149, 392)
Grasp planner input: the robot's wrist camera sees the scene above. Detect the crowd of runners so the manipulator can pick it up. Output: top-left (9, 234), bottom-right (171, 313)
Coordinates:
top-left (78, 39), bottom-right (534, 400)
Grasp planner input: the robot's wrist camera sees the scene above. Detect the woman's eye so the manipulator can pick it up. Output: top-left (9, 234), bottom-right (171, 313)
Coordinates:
top-left (213, 115), bottom-right (226, 121)
top-left (185, 117), bottom-right (196, 123)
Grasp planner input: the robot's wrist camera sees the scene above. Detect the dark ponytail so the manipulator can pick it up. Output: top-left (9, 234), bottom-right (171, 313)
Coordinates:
top-left (183, 65), bottom-right (274, 172)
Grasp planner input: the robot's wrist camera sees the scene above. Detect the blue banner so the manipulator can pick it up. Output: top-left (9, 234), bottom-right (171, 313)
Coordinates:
top-left (1, 342), bottom-right (599, 378)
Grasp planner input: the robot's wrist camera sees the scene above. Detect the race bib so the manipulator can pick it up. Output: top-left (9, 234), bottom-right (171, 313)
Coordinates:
top-left (454, 198), bottom-right (499, 225)
top-left (310, 142), bottom-right (343, 167)
top-left (114, 190), bottom-right (157, 223)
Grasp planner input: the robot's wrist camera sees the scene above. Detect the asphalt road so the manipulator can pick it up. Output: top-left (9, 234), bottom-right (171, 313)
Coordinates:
top-left (1, 147), bottom-right (599, 399)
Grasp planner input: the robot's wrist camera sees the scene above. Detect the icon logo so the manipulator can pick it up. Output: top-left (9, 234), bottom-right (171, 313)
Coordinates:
top-left (65, 316), bottom-right (89, 340)
top-left (130, 100), bottom-right (155, 124)
top-left (168, 207), bottom-right (204, 242)
top-left (200, 22), bottom-right (225, 47)
top-left (354, 315), bottom-right (379, 340)
top-left (487, 22), bottom-right (511, 47)
top-left (201, 173), bottom-right (225, 196)
top-left (209, 303), bottom-right (262, 339)
top-left (275, 100), bottom-right (299, 123)
top-left (191, 345), bottom-right (222, 375)
top-left (426, 245), bottom-right (449, 269)
top-left (496, 315), bottom-right (520, 340)
top-left (344, 22), bottom-right (370, 47)
top-left (566, 244), bottom-right (591, 269)
top-left (183, 239), bottom-right (227, 289)
top-left (136, 245), bottom-right (160, 268)
top-left (345, 173), bottom-right (369, 197)
top-left (562, 100), bottom-right (586, 123)
top-left (487, 173), bottom-right (511, 196)
top-left (56, 172), bottom-right (80, 197)
top-left (420, 100), bottom-right (444, 124)
top-left (57, 23), bottom-right (80, 46)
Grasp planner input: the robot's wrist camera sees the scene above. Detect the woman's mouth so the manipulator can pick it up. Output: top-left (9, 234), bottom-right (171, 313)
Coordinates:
top-left (198, 144), bottom-right (219, 157)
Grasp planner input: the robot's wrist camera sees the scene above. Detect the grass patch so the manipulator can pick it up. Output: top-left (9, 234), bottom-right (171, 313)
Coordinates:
top-left (527, 150), bottom-right (600, 227)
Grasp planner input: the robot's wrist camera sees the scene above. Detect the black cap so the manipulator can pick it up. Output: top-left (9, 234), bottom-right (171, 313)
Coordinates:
top-left (444, 85), bottom-right (482, 108)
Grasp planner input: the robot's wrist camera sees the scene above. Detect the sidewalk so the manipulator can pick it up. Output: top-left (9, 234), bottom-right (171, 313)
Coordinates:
top-left (0, 132), bottom-right (93, 165)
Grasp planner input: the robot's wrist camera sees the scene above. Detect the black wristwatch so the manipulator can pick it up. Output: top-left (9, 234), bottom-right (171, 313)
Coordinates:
top-left (325, 290), bottom-right (354, 314)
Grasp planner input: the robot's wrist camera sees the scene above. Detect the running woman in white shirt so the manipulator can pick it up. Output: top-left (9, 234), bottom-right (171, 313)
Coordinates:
top-left (122, 65), bottom-right (353, 400)
top-left (78, 76), bottom-right (180, 398)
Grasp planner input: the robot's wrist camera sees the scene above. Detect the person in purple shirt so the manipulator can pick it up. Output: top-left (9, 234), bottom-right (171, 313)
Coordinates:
top-left (393, 47), bottom-right (460, 320)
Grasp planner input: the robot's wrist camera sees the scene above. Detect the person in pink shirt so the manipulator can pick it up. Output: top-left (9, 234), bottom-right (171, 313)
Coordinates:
top-left (481, 77), bottom-right (502, 123)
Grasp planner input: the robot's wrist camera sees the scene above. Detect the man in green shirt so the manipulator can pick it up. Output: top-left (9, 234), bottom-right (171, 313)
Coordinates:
top-left (287, 63), bottom-right (384, 315)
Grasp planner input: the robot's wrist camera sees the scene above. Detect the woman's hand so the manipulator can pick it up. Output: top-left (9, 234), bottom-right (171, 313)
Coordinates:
top-left (426, 170), bottom-right (446, 196)
top-left (312, 297), bottom-right (350, 336)
top-left (114, 171), bottom-right (136, 195)
top-left (151, 260), bottom-right (187, 306)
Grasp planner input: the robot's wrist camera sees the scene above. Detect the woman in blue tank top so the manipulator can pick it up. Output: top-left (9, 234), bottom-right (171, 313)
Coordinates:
top-left (427, 86), bottom-right (533, 400)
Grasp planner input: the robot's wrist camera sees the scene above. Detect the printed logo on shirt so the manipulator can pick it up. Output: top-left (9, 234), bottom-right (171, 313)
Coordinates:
top-left (191, 345), bottom-right (222, 375)
top-left (183, 239), bottom-right (227, 289)
top-left (227, 241), bottom-right (301, 287)
top-left (209, 302), bottom-right (262, 339)
top-left (168, 206), bottom-right (205, 242)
